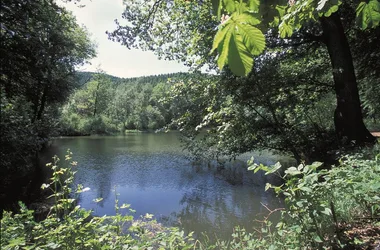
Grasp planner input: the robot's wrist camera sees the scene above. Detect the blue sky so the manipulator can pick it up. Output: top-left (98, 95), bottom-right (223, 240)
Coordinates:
top-left (62, 0), bottom-right (189, 78)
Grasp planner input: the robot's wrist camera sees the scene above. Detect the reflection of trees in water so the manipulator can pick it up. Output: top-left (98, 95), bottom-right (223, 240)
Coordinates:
top-left (43, 136), bottom-right (287, 241)
top-left (73, 156), bottom-right (114, 208)
top-left (161, 171), bottom-right (284, 241)
top-left (73, 138), bottom-right (121, 207)
top-left (93, 163), bottom-right (113, 207)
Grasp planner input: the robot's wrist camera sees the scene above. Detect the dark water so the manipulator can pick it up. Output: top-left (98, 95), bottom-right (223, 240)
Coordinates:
top-left (41, 132), bottom-right (293, 240)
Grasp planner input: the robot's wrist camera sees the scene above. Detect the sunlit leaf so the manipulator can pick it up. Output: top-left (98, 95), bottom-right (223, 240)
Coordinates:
top-left (321, 207), bottom-right (332, 215)
top-left (213, 13), bottom-right (265, 76)
top-left (223, 0), bottom-right (236, 13)
top-left (285, 166), bottom-right (302, 175)
top-left (212, 23), bottom-right (231, 53)
top-left (234, 13), bottom-right (261, 26)
top-left (217, 25), bottom-right (233, 69)
top-left (248, 0), bottom-right (260, 11)
top-left (236, 22), bottom-right (265, 55)
top-left (279, 20), bottom-right (293, 38)
top-left (316, 0), bottom-right (329, 11)
top-left (356, 0), bottom-right (380, 30)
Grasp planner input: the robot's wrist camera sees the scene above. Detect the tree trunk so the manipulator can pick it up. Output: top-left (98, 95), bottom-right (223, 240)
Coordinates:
top-left (320, 12), bottom-right (376, 144)
top-left (93, 81), bottom-right (101, 117)
top-left (36, 84), bottom-right (48, 121)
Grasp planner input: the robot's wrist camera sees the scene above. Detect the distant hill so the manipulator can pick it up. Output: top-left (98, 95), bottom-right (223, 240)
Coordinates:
top-left (74, 71), bottom-right (191, 87)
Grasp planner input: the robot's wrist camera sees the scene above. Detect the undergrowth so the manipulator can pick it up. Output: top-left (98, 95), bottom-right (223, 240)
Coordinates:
top-left (1, 148), bottom-right (379, 249)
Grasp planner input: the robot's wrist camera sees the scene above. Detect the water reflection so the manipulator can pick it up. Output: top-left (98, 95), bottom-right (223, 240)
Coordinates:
top-left (43, 133), bottom-right (288, 240)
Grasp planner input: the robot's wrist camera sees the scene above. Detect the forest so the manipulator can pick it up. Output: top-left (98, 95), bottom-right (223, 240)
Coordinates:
top-left (1, 0), bottom-right (380, 249)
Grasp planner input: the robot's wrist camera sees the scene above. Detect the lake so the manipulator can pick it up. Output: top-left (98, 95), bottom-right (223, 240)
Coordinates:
top-left (41, 132), bottom-right (293, 240)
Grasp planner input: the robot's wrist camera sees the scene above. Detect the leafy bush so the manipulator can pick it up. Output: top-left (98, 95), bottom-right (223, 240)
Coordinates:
top-left (219, 148), bottom-right (380, 249)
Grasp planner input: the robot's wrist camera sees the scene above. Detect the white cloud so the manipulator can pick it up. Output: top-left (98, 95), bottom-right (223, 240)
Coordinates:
top-left (60, 0), bottom-right (188, 78)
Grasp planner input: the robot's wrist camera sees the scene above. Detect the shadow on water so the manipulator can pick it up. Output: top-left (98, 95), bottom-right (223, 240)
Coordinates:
top-left (40, 132), bottom-right (294, 241)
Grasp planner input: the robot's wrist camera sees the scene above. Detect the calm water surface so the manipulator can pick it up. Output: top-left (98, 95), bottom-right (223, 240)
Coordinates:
top-left (42, 133), bottom-right (291, 240)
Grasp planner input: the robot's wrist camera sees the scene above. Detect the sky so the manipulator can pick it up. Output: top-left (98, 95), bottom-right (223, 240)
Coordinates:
top-left (61, 0), bottom-right (189, 78)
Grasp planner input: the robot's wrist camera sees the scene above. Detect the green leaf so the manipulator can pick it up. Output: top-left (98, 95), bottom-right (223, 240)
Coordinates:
top-left (324, 4), bottom-right (339, 17)
top-left (217, 25), bottom-right (234, 69)
top-left (46, 242), bottom-right (61, 249)
top-left (247, 164), bottom-right (257, 171)
top-left (316, 0), bottom-right (329, 11)
top-left (248, 0), bottom-right (260, 11)
top-left (321, 207), bottom-right (332, 216)
top-left (8, 237), bottom-right (25, 247)
top-left (265, 162), bottom-right (282, 175)
top-left (213, 13), bottom-right (265, 75)
top-left (299, 186), bottom-right (313, 193)
top-left (211, 24), bottom-right (230, 53)
top-left (313, 235), bottom-right (323, 243)
top-left (276, 5), bottom-right (287, 18)
top-left (356, 0), bottom-right (380, 30)
top-left (285, 166), bottom-right (301, 175)
top-left (228, 31), bottom-right (254, 76)
top-left (236, 22), bottom-right (266, 55)
top-left (279, 21), bottom-right (293, 38)
top-left (234, 13), bottom-right (261, 26)
top-left (224, 0), bottom-right (236, 13)
top-left (296, 201), bottom-right (304, 207)
top-left (316, 0), bottom-right (341, 17)
top-left (311, 161), bottom-right (323, 169)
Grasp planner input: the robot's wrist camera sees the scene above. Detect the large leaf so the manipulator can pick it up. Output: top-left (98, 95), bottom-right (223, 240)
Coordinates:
top-left (211, 22), bottom-right (232, 52)
top-left (212, 12), bottom-right (265, 76)
top-left (234, 12), bottom-right (261, 25)
top-left (228, 31), bottom-right (254, 76)
top-left (356, 0), bottom-right (380, 30)
top-left (217, 25), bottom-right (234, 69)
top-left (236, 22), bottom-right (265, 55)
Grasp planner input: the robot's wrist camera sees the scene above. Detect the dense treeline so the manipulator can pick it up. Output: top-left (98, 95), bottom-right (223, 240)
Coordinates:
top-left (58, 72), bottom-right (214, 135)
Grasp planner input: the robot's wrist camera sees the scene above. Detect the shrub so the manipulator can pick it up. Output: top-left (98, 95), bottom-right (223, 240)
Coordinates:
top-left (218, 148), bottom-right (380, 249)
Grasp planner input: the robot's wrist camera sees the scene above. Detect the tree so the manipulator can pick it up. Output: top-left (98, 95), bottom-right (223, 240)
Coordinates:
top-left (0, 0), bottom-right (95, 208)
top-left (212, 0), bottom-right (379, 144)
top-left (109, 0), bottom-right (379, 146)
top-left (167, 50), bottom-right (338, 162)
top-left (1, 0), bottom-right (96, 122)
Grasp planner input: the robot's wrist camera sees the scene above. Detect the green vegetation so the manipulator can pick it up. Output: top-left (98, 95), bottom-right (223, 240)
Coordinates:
top-left (1, 0), bottom-right (379, 248)
top-left (58, 71), bottom-right (203, 135)
top-left (244, 148), bottom-right (380, 249)
top-left (1, 152), bottom-right (195, 250)
top-left (0, 0), bottom-right (95, 209)
top-left (110, 0), bottom-right (379, 146)
top-left (2, 149), bottom-right (379, 249)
